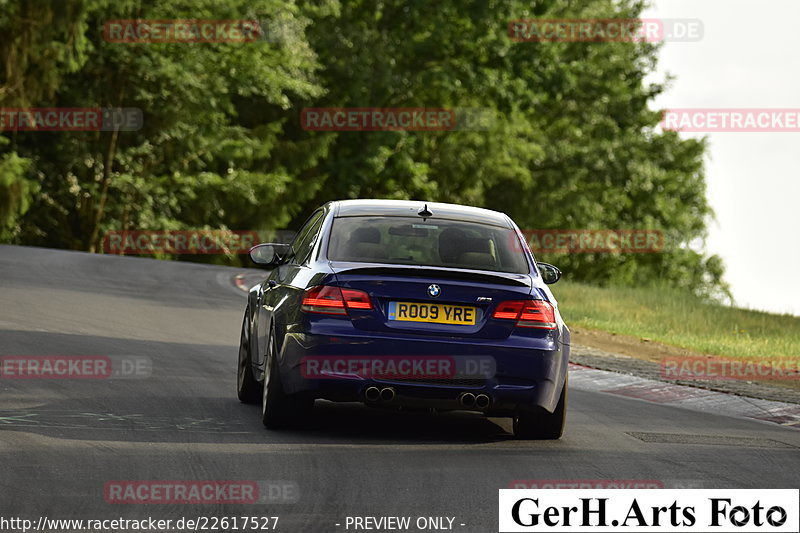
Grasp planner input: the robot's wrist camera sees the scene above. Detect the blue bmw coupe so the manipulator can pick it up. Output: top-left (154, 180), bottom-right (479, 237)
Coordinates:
top-left (237, 200), bottom-right (570, 439)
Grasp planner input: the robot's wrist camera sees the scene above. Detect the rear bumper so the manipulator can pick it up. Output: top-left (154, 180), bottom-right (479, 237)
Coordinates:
top-left (276, 326), bottom-right (569, 416)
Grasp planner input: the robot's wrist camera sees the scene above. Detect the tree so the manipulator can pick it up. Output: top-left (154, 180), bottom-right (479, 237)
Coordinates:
top-left (298, 0), bottom-right (726, 297)
top-left (0, 0), bottom-right (98, 241)
top-left (1, 0), bottom-right (728, 297)
top-left (9, 0), bottom-right (335, 261)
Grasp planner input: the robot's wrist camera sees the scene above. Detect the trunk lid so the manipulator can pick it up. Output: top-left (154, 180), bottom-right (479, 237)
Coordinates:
top-left (329, 262), bottom-right (535, 339)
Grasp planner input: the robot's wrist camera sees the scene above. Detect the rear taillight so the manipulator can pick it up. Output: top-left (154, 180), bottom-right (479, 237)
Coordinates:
top-left (493, 301), bottom-right (524, 320)
top-left (341, 288), bottom-right (373, 309)
top-left (492, 300), bottom-right (557, 329)
top-left (301, 286), bottom-right (373, 315)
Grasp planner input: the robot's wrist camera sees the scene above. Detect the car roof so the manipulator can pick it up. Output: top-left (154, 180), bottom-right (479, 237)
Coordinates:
top-left (330, 199), bottom-right (513, 228)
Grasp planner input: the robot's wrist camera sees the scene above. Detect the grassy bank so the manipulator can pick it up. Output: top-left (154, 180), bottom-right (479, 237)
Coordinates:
top-left (553, 281), bottom-right (800, 361)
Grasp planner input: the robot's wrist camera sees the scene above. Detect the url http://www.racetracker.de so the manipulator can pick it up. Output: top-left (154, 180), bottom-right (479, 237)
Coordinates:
top-left (0, 516), bottom-right (280, 532)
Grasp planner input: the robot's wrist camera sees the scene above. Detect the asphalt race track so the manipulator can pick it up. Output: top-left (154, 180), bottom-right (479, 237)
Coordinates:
top-left (1, 245), bottom-right (798, 532)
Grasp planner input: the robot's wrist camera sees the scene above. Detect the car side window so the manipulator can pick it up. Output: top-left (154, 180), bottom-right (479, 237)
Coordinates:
top-left (289, 211), bottom-right (324, 265)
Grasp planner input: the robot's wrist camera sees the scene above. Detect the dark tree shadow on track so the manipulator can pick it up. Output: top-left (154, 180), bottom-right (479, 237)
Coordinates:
top-left (0, 330), bottom-right (513, 445)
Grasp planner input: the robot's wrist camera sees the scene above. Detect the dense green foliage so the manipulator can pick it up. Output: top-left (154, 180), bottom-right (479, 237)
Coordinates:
top-left (0, 0), bottom-right (727, 299)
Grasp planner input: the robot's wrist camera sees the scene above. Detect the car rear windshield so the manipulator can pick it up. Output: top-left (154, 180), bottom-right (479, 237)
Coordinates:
top-left (327, 216), bottom-right (529, 274)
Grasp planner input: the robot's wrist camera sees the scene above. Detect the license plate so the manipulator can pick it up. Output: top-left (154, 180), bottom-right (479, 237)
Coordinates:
top-left (388, 301), bottom-right (477, 325)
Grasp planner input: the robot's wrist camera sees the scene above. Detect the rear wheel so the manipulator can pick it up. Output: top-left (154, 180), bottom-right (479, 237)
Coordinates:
top-left (513, 379), bottom-right (567, 440)
top-left (261, 325), bottom-right (312, 428)
top-left (237, 310), bottom-right (261, 404)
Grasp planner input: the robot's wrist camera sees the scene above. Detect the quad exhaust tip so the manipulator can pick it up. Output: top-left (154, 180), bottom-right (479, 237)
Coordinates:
top-left (366, 388), bottom-right (489, 409)
top-left (365, 386), bottom-right (396, 403)
top-left (475, 394), bottom-right (491, 409)
top-left (380, 387), bottom-right (396, 402)
top-left (459, 392), bottom-right (491, 410)
top-left (459, 392), bottom-right (476, 408)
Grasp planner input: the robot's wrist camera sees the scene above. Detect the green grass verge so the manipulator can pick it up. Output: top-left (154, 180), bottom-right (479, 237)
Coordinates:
top-left (553, 281), bottom-right (800, 361)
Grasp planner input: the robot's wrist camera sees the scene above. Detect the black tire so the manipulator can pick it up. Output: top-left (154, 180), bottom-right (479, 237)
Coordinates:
top-left (513, 378), bottom-right (567, 440)
top-left (261, 325), bottom-right (313, 428)
top-left (237, 310), bottom-right (261, 404)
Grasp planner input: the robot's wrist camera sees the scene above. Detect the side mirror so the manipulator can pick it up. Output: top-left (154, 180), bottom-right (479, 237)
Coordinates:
top-left (537, 262), bottom-right (562, 284)
top-left (249, 243), bottom-right (290, 266)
